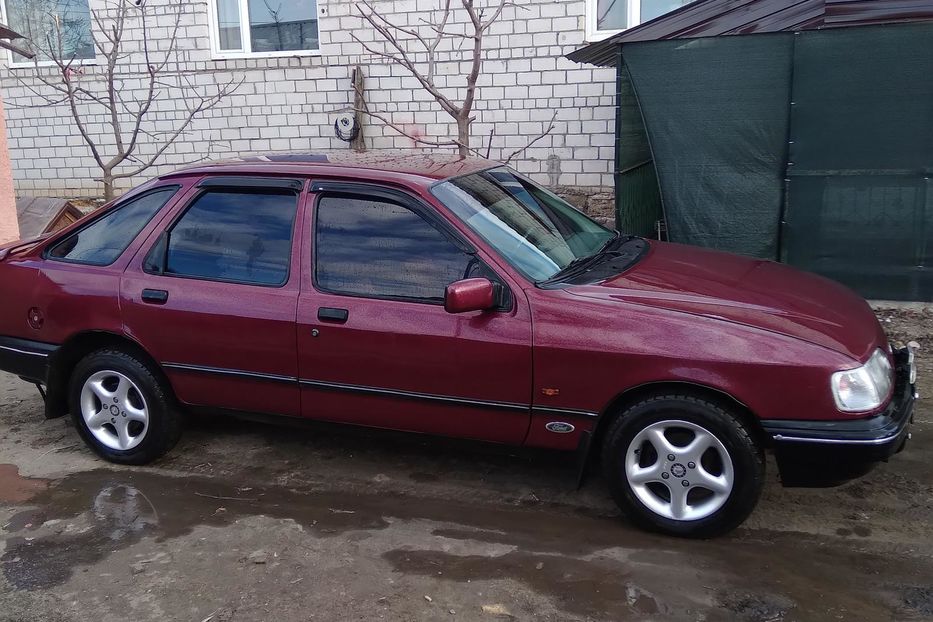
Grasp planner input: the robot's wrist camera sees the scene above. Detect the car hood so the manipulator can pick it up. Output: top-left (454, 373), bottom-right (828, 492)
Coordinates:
top-left (566, 240), bottom-right (885, 361)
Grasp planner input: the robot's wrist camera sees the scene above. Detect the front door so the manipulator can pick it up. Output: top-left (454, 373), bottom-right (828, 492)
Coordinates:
top-left (296, 185), bottom-right (533, 443)
top-left (122, 177), bottom-right (305, 417)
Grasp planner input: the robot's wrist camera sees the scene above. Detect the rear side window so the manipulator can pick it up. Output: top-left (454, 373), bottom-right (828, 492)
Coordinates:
top-left (314, 195), bottom-right (472, 302)
top-left (47, 187), bottom-right (178, 265)
top-left (159, 189), bottom-right (299, 286)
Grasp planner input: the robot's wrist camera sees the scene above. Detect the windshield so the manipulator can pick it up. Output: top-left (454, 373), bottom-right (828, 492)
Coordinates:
top-left (431, 167), bottom-right (616, 281)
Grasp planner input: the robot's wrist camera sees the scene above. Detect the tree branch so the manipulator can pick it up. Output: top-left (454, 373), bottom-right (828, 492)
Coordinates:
top-left (501, 112), bottom-right (557, 164)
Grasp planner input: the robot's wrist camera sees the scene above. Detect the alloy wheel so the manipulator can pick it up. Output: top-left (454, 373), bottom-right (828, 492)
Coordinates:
top-left (625, 419), bottom-right (734, 521)
top-left (80, 370), bottom-right (149, 451)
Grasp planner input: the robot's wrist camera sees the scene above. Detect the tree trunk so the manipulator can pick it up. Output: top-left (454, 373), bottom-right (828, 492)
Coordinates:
top-left (102, 175), bottom-right (114, 201)
top-left (457, 117), bottom-right (471, 157)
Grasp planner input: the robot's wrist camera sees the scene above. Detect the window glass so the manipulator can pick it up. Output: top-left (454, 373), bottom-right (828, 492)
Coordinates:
top-left (596, 0), bottom-right (628, 31)
top-left (247, 0), bottom-right (318, 53)
top-left (641, 0), bottom-right (694, 23)
top-left (595, 0), bottom-right (696, 32)
top-left (6, 0), bottom-right (94, 62)
top-left (166, 190), bottom-right (298, 286)
top-left (216, 0), bottom-right (243, 50)
top-left (315, 196), bottom-right (471, 301)
top-left (432, 168), bottom-right (614, 282)
top-left (48, 188), bottom-right (177, 265)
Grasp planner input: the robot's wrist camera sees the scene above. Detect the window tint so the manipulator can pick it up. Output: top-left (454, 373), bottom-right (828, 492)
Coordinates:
top-left (315, 196), bottom-right (472, 301)
top-left (165, 189), bottom-right (298, 286)
top-left (48, 187), bottom-right (177, 265)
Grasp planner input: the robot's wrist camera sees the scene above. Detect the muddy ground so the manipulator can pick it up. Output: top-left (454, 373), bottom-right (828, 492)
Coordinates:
top-left (1, 308), bottom-right (932, 621)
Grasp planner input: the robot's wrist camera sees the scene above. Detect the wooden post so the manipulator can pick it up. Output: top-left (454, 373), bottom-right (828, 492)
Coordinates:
top-left (350, 66), bottom-right (366, 152)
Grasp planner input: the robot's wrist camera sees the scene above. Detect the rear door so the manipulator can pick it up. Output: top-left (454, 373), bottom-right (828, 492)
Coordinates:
top-left (295, 183), bottom-right (533, 443)
top-left (121, 177), bottom-right (306, 417)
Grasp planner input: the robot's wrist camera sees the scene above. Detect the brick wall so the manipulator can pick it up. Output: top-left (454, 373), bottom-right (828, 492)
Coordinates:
top-left (0, 0), bottom-right (616, 203)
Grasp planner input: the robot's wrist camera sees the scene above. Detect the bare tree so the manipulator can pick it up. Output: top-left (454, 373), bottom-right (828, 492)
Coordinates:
top-left (13, 0), bottom-right (241, 200)
top-left (350, 0), bottom-right (555, 162)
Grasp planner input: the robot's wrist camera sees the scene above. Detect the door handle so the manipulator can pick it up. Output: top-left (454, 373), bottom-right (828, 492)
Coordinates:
top-left (141, 289), bottom-right (169, 305)
top-left (318, 307), bottom-right (349, 323)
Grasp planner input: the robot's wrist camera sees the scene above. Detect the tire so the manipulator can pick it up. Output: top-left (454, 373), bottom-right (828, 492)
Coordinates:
top-left (68, 349), bottom-right (182, 465)
top-left (601, 394), bottom-right (764, 538)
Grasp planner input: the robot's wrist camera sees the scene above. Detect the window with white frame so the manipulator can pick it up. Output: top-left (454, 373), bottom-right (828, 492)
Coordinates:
top-left (212, 0), bottom-right (320, 57)
top-left (3, 0), bottom-right (94, 63)
top-left (587, 0), bottom-right (697, 40)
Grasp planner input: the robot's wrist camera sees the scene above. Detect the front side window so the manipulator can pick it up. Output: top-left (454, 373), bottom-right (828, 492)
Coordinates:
top-left (432, 168), bottom-right (615, 282)
top-left (161, 189), bottom-right (299, 286)
top-left (588, 0), bottom-right (697, 39)
top-left (315, 196), bottom-right (473, 302)
top-left (47, 187), bottom-right (177, 265)
top-left (212, 0), bottom-right (319, 56)
top-left (5, 0), bottom-right (95, 63)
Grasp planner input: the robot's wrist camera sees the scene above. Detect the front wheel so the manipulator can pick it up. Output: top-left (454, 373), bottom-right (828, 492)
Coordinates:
top-left (602, 394), bottom-right (764, 538)
top-left (69, 349), bottom-right (183, 465)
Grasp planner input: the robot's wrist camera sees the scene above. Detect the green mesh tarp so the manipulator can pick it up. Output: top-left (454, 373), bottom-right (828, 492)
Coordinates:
top-left (781, 23), bottom-right (933, 300)
top-left (615, 53), bottom-right (662, 237)
top-left (622, 34), bottom-right (794, 258)
top-left (617, 22), bottom-right (933, 300)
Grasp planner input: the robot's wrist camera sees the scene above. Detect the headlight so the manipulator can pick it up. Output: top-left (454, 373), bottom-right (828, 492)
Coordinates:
top-left (831, 349), bottom-right (894, 412)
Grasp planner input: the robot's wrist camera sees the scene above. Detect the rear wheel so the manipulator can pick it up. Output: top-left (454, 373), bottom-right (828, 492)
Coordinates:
top-left (602, 394), bottom-right (764, 538)
top-left (69, 349), bottom-right (182, 464)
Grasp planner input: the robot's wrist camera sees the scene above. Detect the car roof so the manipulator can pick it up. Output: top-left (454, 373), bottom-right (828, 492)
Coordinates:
top-left (164, 151), bottom-right (501, 186)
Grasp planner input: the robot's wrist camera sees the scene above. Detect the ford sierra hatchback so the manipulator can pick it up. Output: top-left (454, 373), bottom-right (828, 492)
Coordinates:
top-left (0, 152), bottom-right (915, 537)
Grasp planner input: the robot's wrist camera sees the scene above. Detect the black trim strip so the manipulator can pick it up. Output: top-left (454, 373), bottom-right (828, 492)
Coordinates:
top-left (0, 337), bottom-right (58, 357)
top-left (533, 406), bottom-right (599, 419)
top-left (198, 176), bottom-right (304, 191)
top-left (0, 336), bottom-right (58, 383)
top-left (162, 362), bottom-right (534, 413)
top-left (0, 344), bottom-right (49, 357)
top-left (163, 362), bottom-right (297, 384)
top-left (299, 378), bottom-right (529, 413)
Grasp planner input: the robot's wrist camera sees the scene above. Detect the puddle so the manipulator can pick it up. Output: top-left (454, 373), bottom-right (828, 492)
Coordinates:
top-left (0, 467), bottom-right (639, 591)
top-left (383, 548), bottom-right (669, 619)
top-left (0, 464), bottom-right (47, 504)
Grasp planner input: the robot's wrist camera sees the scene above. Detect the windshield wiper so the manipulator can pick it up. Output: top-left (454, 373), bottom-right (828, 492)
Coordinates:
top-left (594, 230), bottom-right (622, 255)
top-left (538, 232), bottom-right (624, 285)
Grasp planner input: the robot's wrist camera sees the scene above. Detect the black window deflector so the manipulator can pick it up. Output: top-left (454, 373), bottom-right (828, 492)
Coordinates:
top-left (311, 181), bottom-right (476, 255)
top-left (198, 176), bottom-right (304, 192)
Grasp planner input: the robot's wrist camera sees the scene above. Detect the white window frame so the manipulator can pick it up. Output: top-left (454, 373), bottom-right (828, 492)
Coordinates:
top-left (0, 0), bottom-right (97, 68)
top-left (585, 0), bottom-right (641, 42)
top-left (206, 0), bottom-right (322, 60)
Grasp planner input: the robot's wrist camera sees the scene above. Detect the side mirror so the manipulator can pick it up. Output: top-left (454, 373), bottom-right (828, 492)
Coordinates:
top-left (445, 278), bottom-right (496, 314)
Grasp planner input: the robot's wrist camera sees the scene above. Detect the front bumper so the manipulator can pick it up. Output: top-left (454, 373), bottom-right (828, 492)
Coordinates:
top-left (0, 336), bottom-right (58, 384)
top-left (762, 346), bottom-right (915, 487)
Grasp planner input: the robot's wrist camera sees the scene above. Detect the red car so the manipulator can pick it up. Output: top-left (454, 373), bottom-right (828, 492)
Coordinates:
top-left (0, 153), bottom-right (915, 537)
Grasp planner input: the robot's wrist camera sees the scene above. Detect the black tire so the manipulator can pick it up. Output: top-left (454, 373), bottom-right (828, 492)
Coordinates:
top-left (68, 349), bottom-right (183, 465)
top-left (602, 394), bottom-right (764, 538)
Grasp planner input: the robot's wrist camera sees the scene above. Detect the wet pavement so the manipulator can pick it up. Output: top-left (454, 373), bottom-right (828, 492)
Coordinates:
top-left (2, 463), bottom-right (933, 621)
top-left (0, 310), bottom-right (932, 621)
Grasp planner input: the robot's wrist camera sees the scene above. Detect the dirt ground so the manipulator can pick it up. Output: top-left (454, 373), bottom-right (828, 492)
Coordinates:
top-left (1, 308), bottom-right (932, 621)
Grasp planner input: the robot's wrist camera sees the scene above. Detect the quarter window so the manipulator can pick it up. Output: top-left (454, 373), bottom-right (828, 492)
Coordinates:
top-left (314, 196), bottom-right (472, 302)
top-left (212, 0), bottom-right (319, 57)
top-left (47, 187), bottom-right (177, 266)
top-left (4, 0), bottom-right (95, 63)
top-left (161, 189), bottom-right (299, 286)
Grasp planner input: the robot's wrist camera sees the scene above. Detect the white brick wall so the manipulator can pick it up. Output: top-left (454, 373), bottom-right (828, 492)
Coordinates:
top-left (0, 0), bottom-right (616, 198)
